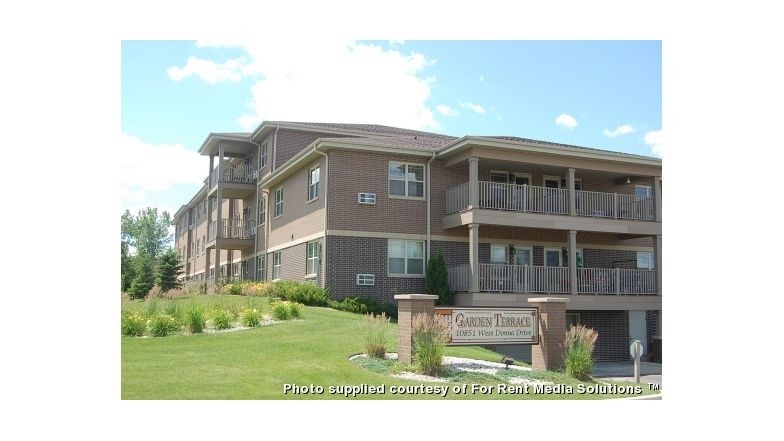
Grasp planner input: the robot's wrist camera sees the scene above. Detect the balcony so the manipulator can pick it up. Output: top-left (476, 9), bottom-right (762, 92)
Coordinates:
top-left (447, 264), bottom-right (657, 295)
top-left (207, 163), bottom-right (257, 198)
top-left (446, 181), bottom-right (655, 221)
top-left (207, 218), bottom-right (256, 249)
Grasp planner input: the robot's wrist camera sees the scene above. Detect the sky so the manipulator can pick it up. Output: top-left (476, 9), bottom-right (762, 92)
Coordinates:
top-left (121, 40), bottom-right (661, 217)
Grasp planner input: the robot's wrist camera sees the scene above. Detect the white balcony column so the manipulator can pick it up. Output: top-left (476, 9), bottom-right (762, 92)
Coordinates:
top-left (653, 234), bottom-right (662, 295)
top-left (654, 176), bottom-right (662, 222)
top-left (567, 230), bottom-right (578, 295)
top-left (468, 157), bottom-right (479, 209)
top-left (567, 167), bottom-right (576, 216)
top-left (215, 144), bottom-right (224, 280)
top-left (469, 223), bottom-right (479, 292)
top-left (208, 154), bottom-right (215, 187)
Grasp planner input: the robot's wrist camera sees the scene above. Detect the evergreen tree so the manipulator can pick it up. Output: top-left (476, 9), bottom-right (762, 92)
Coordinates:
top-left (121, 241), bottom-right (134, 292)
top-left (128, 254), bottom-right (155, 299)
top-left (156, 249), bottom-right (183, 292)
top-left (425, 251), bottom-right (451, 305)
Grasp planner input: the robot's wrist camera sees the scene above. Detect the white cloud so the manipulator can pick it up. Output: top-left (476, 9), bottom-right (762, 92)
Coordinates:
top-left (479, 75), bottom-right (485, 84)
top-left (555, 113), bottom-right (577, 129)
top-left (167, 56), bottom-right (248, 84)
top-left (183, 40), bottom-right (440, 131)
top-left (603, 124), bottom-right (635, 138)
top-left (644, 129), bottom-right (663, 157)
top-left (120, 133), bottom-right (205, 212)
top-left (436, 104), bottom-right (457, 117)
top-left (459, 100), bottom-right (486, 114)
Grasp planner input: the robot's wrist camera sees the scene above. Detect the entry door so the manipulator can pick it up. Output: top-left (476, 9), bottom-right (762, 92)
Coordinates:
top-left (629, 311), bottom-right (647, 355)
top-left (514, 246), bottom-right (532, 292)
top-left (543, 176), bottom-right (561, 213)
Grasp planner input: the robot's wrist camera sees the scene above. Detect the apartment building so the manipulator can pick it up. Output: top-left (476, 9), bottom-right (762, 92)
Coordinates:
top-left (172, 121), bottom-right (662, 361)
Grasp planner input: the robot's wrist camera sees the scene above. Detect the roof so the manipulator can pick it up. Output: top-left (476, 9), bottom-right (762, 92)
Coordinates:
top-left (483, 136), bottom-right (657, 160)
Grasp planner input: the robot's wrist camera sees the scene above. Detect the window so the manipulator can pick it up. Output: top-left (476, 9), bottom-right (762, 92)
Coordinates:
top-left (258, 197), bottom-right (266, 225)
top-left (388, 239), bottom-right (425, 275)
top-left (490, 244), bottom-right (508, 263)
top-left (566, 313), bottom-right (581, 329)
top-left (637, 251), bottom-right (654, 269)
top-left (356, 274), bottom-right (375, 286)
top-left (257, 255), bottom-right (266, 280)
top-left (260, 142), bottom-right (268, 168)
top-left (272, 252), bottom-right (282, 280)
top-left (274, 187), bottom-right (284, 218)
top-left (306, 241), bottom-right (320, 277)
top-left (202, 235), bottom-right (205, 253)
top-left (544, 248), bottom-right (562, 267)
top-left (389, 162), bottom-right (424, 198)
top-left (308, 166), bottom-right (320, 201)
top-left (635, 185), bottom-right (653, 199)
top-left (358, 192), bottom-right (376, 204)
top-left (543, 175), bottom-right (561, 189)
top-left (196, 239), bottom-right (200, 256)
top-left (490, 171), bottom-right (509, 183)
top-left (232, 263), bottom-right (241, 277)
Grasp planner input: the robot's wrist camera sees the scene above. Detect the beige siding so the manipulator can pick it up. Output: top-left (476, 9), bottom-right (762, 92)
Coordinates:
top-left (267, 155), bottom-right (326, 248)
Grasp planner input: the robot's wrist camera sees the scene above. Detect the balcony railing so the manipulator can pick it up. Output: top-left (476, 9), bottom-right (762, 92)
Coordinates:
top-left (445, 181), bottom-right (656, 221)
top-left (447, 264), bottom-right (657, 295)
top-left (207, 218), bottom-right (256, 241)
top-left (209, 163), bottom-right (257, 186)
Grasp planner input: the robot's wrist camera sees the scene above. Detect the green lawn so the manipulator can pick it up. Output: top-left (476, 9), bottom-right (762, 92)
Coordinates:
top-left (121, 295), bottom-right (656, 399)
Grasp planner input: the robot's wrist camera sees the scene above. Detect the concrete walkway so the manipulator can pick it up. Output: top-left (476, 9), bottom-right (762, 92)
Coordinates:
top-left (592, 361), bottom-right (662, 389)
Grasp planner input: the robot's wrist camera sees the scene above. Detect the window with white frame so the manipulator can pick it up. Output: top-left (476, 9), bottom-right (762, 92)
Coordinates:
top-left (358, 192), bottom-right (376, 204)
top-left (306, 241), bottom-right (320, 277)
top-left (356, 274), bottom-right (375, 286)
top-left (272, 252), bottom-right (281, 280)
top-left (388, 239), bottom-right (425, 275)
top-left (258, 197), bottom-right (266, 225)
top-left (257, 255), bottom-right (266, 280)
top-left (490, 244), bottom-right (508, 263)
top-left (544, 247), bottom-right (562, 267)
top-left (637, 251), bottom-right (654, 269)
top-left (635, 185), bottom-right (653, 200)
top-left (274, 187), bottom-right (284, 218)
top-left (388, 162), bottom-right (424, 198)
top-left (308, 166), bottom-right (320, 201)
top-left (233, 263), bottom-right (241, 277)
top-left (260, 142), bottom-right (268, 168)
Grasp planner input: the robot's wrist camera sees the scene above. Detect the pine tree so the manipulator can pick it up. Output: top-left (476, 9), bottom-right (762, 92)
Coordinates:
top-left (425, 251), bottom-right (451, 305)
top-left (128, 254), bottom-right (155, 299)
top-left (156, 249), bottom-right (183, 292)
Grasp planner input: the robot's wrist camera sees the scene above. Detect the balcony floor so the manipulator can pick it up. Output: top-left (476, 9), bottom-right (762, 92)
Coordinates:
top-left (453, 292), bottom-right (661, 311)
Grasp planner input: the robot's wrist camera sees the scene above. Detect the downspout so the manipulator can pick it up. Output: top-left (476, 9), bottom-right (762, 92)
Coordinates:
top-left (265, 124), bottom-right (279, 278)
top-left (314, 144), bottom-right (328, 288)
top-left (426, 151), bottom-right (436, 259)
top-left (250, 137), bottom-right (262, 280)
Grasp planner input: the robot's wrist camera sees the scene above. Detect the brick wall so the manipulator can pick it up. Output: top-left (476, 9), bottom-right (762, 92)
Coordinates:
top-left (582, 249), bottom-right (638, 269)
top-left (576, 310), bottom-right (629, 361)
top-left (325, 235), bottom-right (425, 304)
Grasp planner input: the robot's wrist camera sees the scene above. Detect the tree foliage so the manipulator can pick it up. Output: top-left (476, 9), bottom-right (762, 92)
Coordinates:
top-left (156, 249), bottom-right (183, 292)
top-left (128, 254), bottom-right (155, 299)
top-left (121, 241), bottom-right (134, 292)
top-left (425, 251), bottom-right (451, 305)
top-left (121, 208), bottom-right (173, 260)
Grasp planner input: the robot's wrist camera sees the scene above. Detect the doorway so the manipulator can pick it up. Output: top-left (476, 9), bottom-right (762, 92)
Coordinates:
top-left (629, 311), bottom-right (647, 356)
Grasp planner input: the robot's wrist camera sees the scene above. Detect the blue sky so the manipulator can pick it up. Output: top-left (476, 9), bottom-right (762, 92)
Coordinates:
top-left (121, 40), bottom-right (661, 217)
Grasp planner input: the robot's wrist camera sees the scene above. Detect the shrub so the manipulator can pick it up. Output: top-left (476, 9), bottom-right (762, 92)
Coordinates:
top-left (148, 314), bottom-right (180, 337)
top-left (411, 313), bottom-right (450, 376)
top-left (240, 307), bottom-right (262, 327)
top-left (362, 313), bottom-right (392, 358)
top-left (271, 302), bottom-right (290, 320)
top-left (121, 292), bottom-right (131, 303)
top-left (241, 282), bottom-right (271, 296)
top-left (211, 309), bottom-right (233, 330)
top-left (563, 324), bottom-right (599, 380)
top-left (269, 281), bottom-right (329, 306)
top-left (328, 297), bottom-right (397, 319)
top-left (286, 302), bottom-right (303, 319)
top-left (184, 304), bottom-right (206, 333)
top-left (121, 312), bottom-right (147, 337)
top-left (425, 251), bottom-right (452, 305)
top-left (226, 283), bottom-right (243, 296)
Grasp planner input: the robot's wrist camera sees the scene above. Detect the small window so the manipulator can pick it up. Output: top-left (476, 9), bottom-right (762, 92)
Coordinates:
top-left (635, 185), bottom-right (653, 200)
top-left (306, 241), bottom-right (320, 276)
top-left (358, 192), bottom-right (376, 204)
top-left (257, 255), bottom-right (266, 281)
top-left (490, 244), bottom-right (508, 263)
top-left (308, 166), bottom-right (320, 201)
top-left (274, 188), bottom-right (284, 218)
top-left (356, 274), bottom-right (375, 286)
top-left (388, 239), bottom-right (425, 275)
top-left (272, 252), bottom-right (281, 280)
top-left (258, 197), bottom-right (266, 226)
top-left (389, 162), bottom-right (424, 198)
top-left (544, 248), bottom-right (562, 267)
top-left (490, 171), bottom-right (509, 184)
top-left (566, 313), bottom-right (581, 329)
top-left (260, 142), bottom-right (268, 168)
top-left (637, 251), bottom-right (654, 269)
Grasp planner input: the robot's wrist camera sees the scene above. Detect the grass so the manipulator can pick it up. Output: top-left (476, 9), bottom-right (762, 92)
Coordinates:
top-left (122, 295), bottom-right (657, 400)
